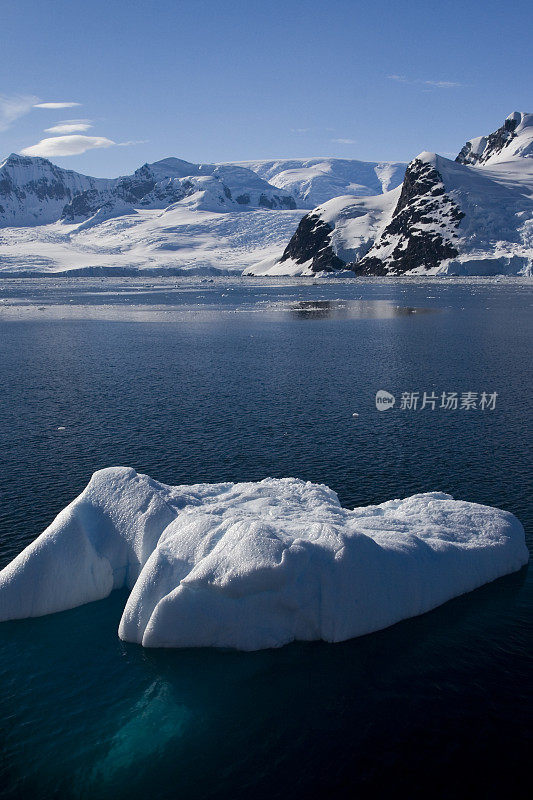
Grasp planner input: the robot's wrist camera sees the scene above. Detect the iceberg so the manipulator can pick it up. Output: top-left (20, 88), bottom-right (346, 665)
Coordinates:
top-left (0, 468), bottom-right (528, 650)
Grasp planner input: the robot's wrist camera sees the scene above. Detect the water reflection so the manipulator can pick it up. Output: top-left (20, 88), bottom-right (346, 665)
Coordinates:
top-left (0, 296), bottom-right (436, 323)
top-left (288, 299), bottom-right (435, 319)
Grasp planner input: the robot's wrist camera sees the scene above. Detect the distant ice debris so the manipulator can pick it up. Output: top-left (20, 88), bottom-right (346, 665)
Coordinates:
top-left (0, 468), bottom-right (527, 650)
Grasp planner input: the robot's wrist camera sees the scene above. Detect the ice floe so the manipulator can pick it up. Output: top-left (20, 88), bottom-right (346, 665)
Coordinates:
top-left (0, 467), bottom-right (528, 650)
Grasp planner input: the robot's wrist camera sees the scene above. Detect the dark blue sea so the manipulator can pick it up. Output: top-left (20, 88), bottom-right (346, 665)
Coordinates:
top-left (0, 276), bottom-right (531, 799)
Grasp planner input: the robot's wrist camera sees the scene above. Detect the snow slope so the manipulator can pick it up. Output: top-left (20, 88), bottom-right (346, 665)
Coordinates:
top-left (231, 157), bottom-right (405, 208)
top-left (250, 112), bottom-right (533, 277)
top-left (0, 467), bottom-right (527, 651)
top-left (0, 206), bottom-right (304, 275)
top-left (245, 191), bottom-right (399, 276)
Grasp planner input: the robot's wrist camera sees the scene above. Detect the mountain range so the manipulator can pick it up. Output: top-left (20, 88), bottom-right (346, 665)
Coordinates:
top-left (0, 112), bottom-right (531, 277)
top-left (248, 112), bottom-right (533, 277)
top-left (0, 151), bottom-right (404, 275)
top-left (228, 158), bottom-right (405, 208)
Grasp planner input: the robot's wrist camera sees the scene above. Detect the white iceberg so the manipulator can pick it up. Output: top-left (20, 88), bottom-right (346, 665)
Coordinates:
top-left (0, 468), bottom-right (528, 650)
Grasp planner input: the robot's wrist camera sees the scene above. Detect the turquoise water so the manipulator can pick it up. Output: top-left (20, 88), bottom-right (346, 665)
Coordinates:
top-left (0, 277), bottom-right (531, 799)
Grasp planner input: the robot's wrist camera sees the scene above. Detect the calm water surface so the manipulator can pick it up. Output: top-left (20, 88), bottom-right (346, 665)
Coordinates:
top-left (0, 277), bottom-right (531, 799)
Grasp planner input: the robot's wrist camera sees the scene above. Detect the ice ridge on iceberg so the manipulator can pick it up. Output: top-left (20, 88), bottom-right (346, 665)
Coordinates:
top-left (0, 468), bottom-right (528, 650)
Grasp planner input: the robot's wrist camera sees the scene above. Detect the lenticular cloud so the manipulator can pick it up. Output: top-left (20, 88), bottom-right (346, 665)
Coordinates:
top-left (21, 135), bottom-right (116, 158)
top-left (0, 468), bottom-right (528, 650)
top-left (33, 102), bottom-right (82, 109)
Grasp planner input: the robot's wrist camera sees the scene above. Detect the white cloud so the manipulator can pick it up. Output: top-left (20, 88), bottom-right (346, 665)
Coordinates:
top-left (59, 118), bottom-right (92, 124)
top-left (34, 102), bottom-right (82, 109)
top-left (387, 74), bottom-right (462, 89)
top-left (0, 93), bottom-right (39, 132)
top-left (44, 122), bottom-right (92, 134)
top-left (332, 138), bottom-right (356, 145)
top-left (117, 140), bottom-right (148, 147)
top-left (290, 127), bottom-right (310, 134)
top-left (20, 134), bottom-right (144, 158)
top-left (423, 80), bottom-right (462, 88)
top-left (21, 135), bottom-right (115, 157)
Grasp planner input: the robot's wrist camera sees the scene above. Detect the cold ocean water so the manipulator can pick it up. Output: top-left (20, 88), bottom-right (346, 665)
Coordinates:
top-left (0, 276), bottom-right (531, 799)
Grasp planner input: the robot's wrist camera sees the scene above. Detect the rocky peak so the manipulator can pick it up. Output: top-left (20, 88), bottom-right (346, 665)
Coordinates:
top-left (456, 112), bottom-right (532, 165)
top-left (279, 212), bottom-right (344, 272)
top-left (351, 156), bottom-right (464, 275)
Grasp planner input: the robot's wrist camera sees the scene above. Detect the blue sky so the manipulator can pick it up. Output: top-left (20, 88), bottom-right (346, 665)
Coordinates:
top-left (1, 0), bottom-right (532, 176)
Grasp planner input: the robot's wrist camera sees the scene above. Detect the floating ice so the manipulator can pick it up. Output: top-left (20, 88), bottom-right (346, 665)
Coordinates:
top-left (0, 468), bottom-right (528, 650)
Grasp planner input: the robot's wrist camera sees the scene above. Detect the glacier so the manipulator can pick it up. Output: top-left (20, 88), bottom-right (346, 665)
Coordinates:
top-left (0, 152), bottom-right (402, 277)
top-left (0, 467), bottom-right (528, 650)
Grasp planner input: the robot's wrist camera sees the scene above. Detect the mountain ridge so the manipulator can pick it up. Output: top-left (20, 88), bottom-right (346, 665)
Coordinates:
top-left (227, 157), bottom-right (405, 208)
top-left (247, 113), bottom-right (533, 277)
top-left (1, 114), bottom-right (532, 277)
top-left (0, 153), bottom-right (406, 231)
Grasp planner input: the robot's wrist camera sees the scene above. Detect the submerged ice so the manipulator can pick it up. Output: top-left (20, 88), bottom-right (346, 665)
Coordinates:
top-left (0, 468), bottom-right (528, 650)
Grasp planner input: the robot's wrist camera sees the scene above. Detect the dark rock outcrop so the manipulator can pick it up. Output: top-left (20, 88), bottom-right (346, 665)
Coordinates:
top-left (456, 116), bottom-right (519, 165)
top-left (258, 193), bottom-right (296, 210)
top-left (279, 212), bottom-right (345, 272)
top-left (62, 189), bottom-right (112, 222)
top-left (351, 158), bottom-right (464, 275)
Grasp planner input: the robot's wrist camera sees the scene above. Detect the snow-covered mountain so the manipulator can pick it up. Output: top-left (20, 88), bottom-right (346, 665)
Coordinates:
top-left (0, 155), bottom-right (304, 274)
top-left (231, 157), bottom-right (405, 208)
top-left (456, 111), bottom-right (533, 165)
top-left (0, 154), bottom-right (114, 227)
top-left (0, 156), bottom-right (298, 229)
top-left (88, 159), bottom-right (298, 214)
top-left (2, 115), bottom-right (532, 277)
top-left (0, 152), bottom-right (405, 230)
top-left (248, 113), bottom-right (533, 277)
top-left (0, 150), bottom-right (405, 275)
